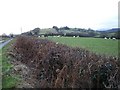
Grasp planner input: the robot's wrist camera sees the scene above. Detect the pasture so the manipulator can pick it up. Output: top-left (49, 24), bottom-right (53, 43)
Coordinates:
top-left (46, 37), bottom-right (119, 57)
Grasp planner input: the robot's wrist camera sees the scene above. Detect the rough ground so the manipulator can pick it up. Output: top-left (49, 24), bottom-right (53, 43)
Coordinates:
top-left (10, 59), bottom-right (37, 88)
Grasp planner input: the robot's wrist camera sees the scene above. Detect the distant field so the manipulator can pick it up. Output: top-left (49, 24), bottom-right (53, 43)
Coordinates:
top-left (46, 37), bottom-right (119, 57)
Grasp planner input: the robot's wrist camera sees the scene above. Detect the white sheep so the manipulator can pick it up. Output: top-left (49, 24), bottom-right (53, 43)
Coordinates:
top-left (112, 37), bottom-right (116, 40)
top-left (104, 37), bottom-right (107, 39)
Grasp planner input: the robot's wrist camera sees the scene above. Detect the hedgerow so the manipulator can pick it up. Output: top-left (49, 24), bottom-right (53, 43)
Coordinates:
top-left (9, 36), bottom-right (120, 89)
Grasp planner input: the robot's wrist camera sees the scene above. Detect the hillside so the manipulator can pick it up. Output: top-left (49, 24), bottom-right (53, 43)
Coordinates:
top-left (21, 27), bottom-right (120, 39)
top-left (98, 28), bottom-right (120, 33)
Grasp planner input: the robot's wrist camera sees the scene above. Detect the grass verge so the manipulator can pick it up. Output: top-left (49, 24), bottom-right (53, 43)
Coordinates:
top-left (1, 39), bottom-right (20, 88)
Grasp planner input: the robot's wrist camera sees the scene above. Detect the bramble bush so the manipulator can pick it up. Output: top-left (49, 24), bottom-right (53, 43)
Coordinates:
top-left (9, 36), bottom-right (120, 89)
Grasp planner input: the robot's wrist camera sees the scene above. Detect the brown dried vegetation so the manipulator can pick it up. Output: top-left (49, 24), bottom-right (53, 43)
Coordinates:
top-left (9, 36), bottom-right (120, 89)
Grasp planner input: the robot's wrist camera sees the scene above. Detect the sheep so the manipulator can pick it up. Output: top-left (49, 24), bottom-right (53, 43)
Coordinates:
top-left (57, 35), bottom-right (61, 37)
top-left (112, 37), bottom-right (116, 40)
top-left (104, 37), bottom-right (107, 39)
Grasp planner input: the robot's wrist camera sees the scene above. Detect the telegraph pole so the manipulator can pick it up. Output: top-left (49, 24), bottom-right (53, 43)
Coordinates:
top-left (21, 27), bottom-right (22, 34)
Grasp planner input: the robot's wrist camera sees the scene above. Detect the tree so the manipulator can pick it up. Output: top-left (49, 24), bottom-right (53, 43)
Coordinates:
top-left (27, 32), bottom-right (33, 36)
top-left (9, 33), bottom-right (14, 38)
top-left (2, 33), bottom-right (7, 37)
top-left (59, 26), bottom-right (70, 30)
top-left (53, 26), bottom-right (59, 32)
top-left (33, 28), bottom-right (40, 35)
top-left (114, 31), bottom-right (120, 39)
top-left (99, 31), bottom-right (109, 38)
top-left (88, 31), bottom-right (96, 37)
top-left (2, 33), bottom-right (8, 38)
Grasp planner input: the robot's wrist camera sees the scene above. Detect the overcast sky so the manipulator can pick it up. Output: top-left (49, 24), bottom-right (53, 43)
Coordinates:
top-left (0, 0), bottom-right (119, 35)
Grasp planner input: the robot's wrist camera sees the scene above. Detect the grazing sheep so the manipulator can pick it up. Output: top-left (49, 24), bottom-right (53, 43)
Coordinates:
top-left (104, 37), bottom-right (107, 39)
top-left (73, 36), bottom-right (75, 38)
top-left (112, 37), bottom-right (116, 40)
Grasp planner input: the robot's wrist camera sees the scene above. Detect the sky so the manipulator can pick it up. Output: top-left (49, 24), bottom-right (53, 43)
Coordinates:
top-left (0, 0), bottom-right (119, 35)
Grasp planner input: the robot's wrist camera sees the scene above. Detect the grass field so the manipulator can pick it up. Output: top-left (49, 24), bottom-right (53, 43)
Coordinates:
top-left (46, 37), bottom-right (119, 57)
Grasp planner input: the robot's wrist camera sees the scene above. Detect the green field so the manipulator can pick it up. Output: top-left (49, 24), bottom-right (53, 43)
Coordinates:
top-left (46, 37), bottom-right (119, 57)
